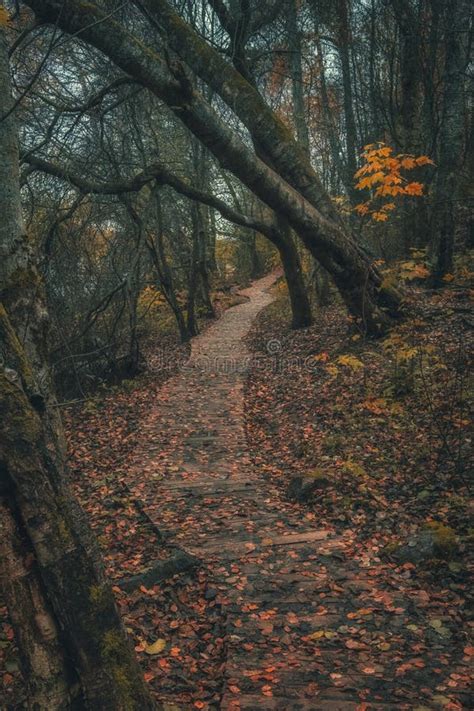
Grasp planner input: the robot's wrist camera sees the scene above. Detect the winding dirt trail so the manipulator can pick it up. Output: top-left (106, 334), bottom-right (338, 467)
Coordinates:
top-left (126, 274), bottom-right (397, 710)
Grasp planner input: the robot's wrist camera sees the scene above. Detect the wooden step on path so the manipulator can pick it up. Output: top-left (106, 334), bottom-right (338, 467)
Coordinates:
top-left (126, 273), bottom-right (380, 709)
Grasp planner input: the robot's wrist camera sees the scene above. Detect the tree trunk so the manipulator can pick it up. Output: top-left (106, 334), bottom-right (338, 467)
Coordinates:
top-left (391, 0), bottom-right (428, 252)
top-left (335, 0), bottom-right (359, 203)
top-left (192, 202), bottom-right (215, 320)
top-left (312, 5), bottom-right (347, 195)
top-left (275, 223), bottom-right (313, 329)
top-left (0, 27), bottom-right (156, 711)
top-left (186, 207), bottom-right (201, 337)
top-left (286, 0), bottom-right (310, 153)
top-left (191, 141), bottom-right (215, 318)
top-left (0, 497), bottom-right (74, 709)
top-left (430, 0), bottom-right (471, 282)
top-left (247, 230), bottom-right (263, 280)
top-left (146, 192), bottom-right (191, 342)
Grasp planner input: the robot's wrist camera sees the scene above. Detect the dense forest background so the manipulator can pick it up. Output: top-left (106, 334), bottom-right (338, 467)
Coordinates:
top-left (3, 0), bottom-right (472, 397)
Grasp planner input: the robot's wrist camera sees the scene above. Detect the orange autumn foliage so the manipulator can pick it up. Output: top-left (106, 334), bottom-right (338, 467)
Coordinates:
top-left (353, 142), bottom-right (434, 222)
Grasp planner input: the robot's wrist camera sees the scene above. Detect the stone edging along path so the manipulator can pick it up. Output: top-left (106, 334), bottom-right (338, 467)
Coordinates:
top-left (126, 273), bottom-right (407, 710)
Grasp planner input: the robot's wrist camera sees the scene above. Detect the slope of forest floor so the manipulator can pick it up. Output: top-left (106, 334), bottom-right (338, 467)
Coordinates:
top-left (244, 283), bottom-right (473, 710)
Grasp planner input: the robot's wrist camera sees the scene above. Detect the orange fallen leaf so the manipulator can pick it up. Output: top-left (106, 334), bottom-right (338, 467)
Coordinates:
top-left (345, 639), bottom-right (365, 649)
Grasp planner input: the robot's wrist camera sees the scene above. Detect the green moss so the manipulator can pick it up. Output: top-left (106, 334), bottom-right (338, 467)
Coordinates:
top-left (0, 372), bottom-right (42, 443)
top-left (56, 517), bottom-right (73, 544)
top-left (343, 460), bottom-right (367, 478)
top-left (305, 468), bottom-right (328, 480)
top-left (384, 541), bottom-right (400, 555)
top-left (0, 304), bottom-right (36, 392)
top-left (101, 629), bottom-right (126, 659)
top-left (112, 668), bottom-right (134, 710)
top-left (424, 522), bottom-right (458, 558)
top-left (465, 528), bottom-right (474, 541)
top-left (89, 584), bottom-right (108, 607)
top-left (100, 630), bottom-right (137, 710)
top-left (322, 434), bottom-right (345, 455)
top-left (7, 265), bottom-right (40, 291)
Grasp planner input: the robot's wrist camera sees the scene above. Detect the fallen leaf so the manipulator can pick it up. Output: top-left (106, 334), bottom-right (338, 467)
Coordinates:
top-left (144, 638), bottom-right (167, 655)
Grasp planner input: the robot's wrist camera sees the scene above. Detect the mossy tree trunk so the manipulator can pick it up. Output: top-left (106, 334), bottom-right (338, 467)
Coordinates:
top-left (0, 496), bottom-right (74, 709)
top-left (0, 28), bottom-right (156, 711)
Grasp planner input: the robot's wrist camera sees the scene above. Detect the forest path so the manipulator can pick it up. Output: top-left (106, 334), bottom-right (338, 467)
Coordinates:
top-left (127, 273), bottom-right (390, 710)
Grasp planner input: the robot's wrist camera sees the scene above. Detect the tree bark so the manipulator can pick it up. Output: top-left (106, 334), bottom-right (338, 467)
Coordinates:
top-left (147, 191), bottom-right (192, 342)
top-left (391, 0), bottom-right (429, 252)
top-left (0, 497), bottom-right (74, 709)
top-left (0, 27), bottom-right (156, 711)
top-left (192, 139), bottom-right (215, 318)
top-left (286, 0), bottom-right (310, 153)
top-left (275, 222), bottom-right (313, 329)
top-left (335, 0), bottom-right (359, 203)
top-left (430, 0), bottom-right (471, 282)
top-left (186, 214), bottom-right (200, 338)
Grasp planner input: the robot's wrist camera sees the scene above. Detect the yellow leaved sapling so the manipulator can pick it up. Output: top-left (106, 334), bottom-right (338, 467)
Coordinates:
top-left (353, 142), bottom-right (434, 223)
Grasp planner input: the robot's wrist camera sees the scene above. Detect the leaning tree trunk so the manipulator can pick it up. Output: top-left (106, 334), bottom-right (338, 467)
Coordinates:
top-left (24, 0), bottom-right (402, 336)
top-left (0, 27), bottom-right (155, 711)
